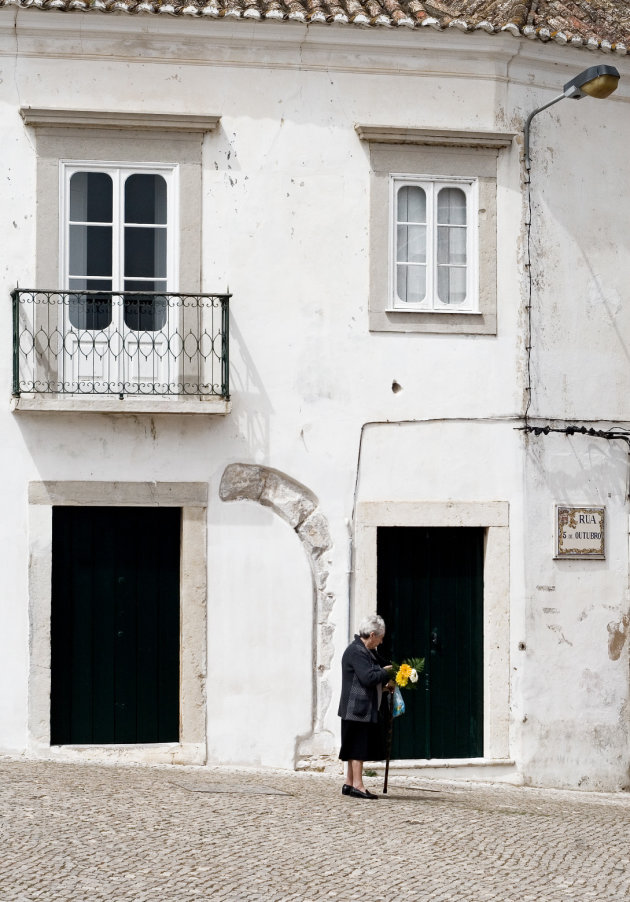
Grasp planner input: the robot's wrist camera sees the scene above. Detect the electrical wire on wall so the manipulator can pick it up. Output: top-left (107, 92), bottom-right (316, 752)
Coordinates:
top-left (523, 153), bottom-right (533, 424)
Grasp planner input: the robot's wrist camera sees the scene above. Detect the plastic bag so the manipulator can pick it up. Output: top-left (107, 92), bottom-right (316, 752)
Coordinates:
top-left (392, 685), bottom-right (405, 718)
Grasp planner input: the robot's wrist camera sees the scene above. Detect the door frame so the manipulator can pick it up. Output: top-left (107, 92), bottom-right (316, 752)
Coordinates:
top-left (28, 480), bottom-right (208, 765)
top-left (354, 500), bottom-right (510, 761)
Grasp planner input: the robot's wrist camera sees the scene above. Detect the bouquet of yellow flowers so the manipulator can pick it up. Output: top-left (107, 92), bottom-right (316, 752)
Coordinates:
top-left (391, 657), bottom-right (425, 689)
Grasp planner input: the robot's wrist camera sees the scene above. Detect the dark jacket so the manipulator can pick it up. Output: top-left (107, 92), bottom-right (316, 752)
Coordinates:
top-left (337, 635), bottom-right (391, 723)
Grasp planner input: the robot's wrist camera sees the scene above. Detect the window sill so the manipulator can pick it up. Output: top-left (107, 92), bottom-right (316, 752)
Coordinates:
top-left (386, 307), bottom-right (482, 315)
top-left (371, 308), bottom-right (496, 335)
top-left (11, 395), bottom-right (231, 415)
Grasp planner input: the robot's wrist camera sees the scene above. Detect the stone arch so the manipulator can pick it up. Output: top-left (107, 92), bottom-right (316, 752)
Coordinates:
top-left (219, 463), bottom-right (335, 767)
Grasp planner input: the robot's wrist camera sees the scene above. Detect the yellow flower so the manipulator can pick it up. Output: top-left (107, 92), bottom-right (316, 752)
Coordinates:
top-left (396, 663), bottom-right (412, 687)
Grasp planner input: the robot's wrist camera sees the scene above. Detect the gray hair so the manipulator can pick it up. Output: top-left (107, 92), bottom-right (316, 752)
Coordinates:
top-left (358, 614), bottom-right (386, 638)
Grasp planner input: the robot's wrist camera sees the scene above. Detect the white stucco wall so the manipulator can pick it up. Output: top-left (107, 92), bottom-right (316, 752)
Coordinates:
top-left (208, 501), bottom-right (313, 768)
top-left (0, 10), bottom-right (629, 787)
top-left (519, 434), bottom-right (630, 790)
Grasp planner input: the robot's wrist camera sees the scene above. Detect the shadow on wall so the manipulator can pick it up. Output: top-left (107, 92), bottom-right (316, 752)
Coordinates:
top-left (228, 314), bottom-right (272, 464)
top-left (9, 308), bottom-right (272, 477)
top-left (527, 138), bottom-right (630, 411)
top-left (525, 431), bottom-right (628, 502)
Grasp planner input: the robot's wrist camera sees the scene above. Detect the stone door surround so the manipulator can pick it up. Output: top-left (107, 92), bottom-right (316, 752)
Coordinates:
top-left (28, 481), bottom-right (208, 765)
top-left (354, 500), bottom-right (510, 762)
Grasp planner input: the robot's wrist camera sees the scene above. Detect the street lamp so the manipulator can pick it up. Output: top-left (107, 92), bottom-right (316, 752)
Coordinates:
top-left (524, 65), bottom-right (620, 170)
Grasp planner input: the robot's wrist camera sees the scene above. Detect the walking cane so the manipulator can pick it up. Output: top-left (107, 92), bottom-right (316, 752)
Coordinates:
top-left (383, 690), bottom-right (394, 794)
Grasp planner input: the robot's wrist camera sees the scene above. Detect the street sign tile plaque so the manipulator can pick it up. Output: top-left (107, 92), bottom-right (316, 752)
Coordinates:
top-left (555, 505), bottom-right (605, 560)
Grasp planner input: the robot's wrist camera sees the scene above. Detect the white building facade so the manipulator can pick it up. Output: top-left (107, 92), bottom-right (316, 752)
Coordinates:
top-left (1, 0), bottom-right (629, 791)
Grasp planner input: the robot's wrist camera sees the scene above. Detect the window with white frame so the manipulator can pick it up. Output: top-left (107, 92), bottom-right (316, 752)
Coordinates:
top-left (325, 125), bottom-right (512, 333)
top-left (61, 162), bottom-right (177, 332)
top-left (391, 176), bottom-right (477, 312)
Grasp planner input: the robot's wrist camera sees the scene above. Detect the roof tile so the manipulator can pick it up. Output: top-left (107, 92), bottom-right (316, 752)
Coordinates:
top-left (2, 0), bottom-right (629, 52)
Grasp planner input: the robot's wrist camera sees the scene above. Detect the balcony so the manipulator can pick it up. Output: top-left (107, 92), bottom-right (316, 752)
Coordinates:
top-left (11, 289), bottom-right (230, 414)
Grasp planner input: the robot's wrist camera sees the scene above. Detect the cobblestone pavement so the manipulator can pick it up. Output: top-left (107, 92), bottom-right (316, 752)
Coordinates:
top-left (2, 758), bottom-right (630, 901)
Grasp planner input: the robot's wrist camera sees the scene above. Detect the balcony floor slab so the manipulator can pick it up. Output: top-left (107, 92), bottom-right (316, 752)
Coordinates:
top-left (11, 395), bottom-right (231, 415)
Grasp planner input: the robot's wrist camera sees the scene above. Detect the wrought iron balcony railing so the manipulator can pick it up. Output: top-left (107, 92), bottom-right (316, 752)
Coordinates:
top-left (12, 289), bottom-right (230, 399)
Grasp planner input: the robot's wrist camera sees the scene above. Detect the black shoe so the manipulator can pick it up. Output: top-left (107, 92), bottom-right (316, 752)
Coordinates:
top-left (349, 787), bottom-right (379, 799)
top-left (342, 784), bottom-right (352, 795)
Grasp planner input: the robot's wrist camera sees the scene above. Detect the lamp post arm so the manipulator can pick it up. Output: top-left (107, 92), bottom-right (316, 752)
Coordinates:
top-left (524, 92), bottom-right (565, 171)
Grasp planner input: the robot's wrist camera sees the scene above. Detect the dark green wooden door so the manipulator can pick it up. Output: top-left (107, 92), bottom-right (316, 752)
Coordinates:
top-left (377, 526), bottom-right (484, 759)
top-left (51, 506), bottom-right (180, 745)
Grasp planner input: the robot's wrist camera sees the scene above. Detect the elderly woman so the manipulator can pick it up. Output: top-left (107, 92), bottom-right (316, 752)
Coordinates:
top-left (338, 613), bottom-right (392, 799)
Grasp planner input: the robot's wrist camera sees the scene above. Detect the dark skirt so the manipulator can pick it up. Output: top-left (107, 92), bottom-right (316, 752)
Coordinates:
top-left (339, 719), bottom-right (385, 762)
